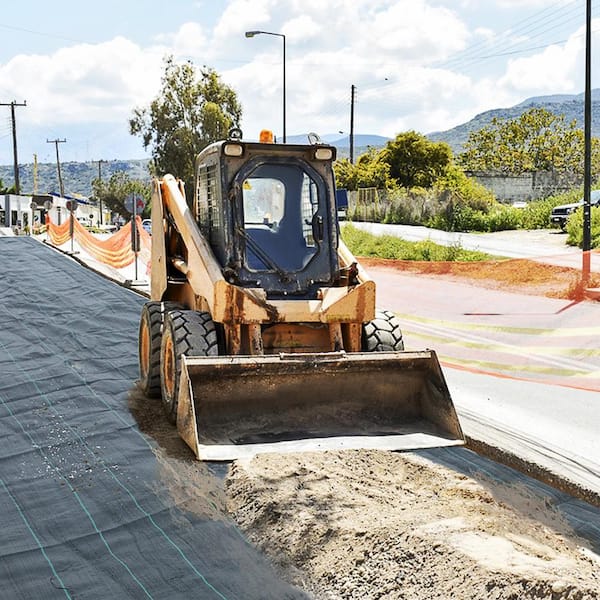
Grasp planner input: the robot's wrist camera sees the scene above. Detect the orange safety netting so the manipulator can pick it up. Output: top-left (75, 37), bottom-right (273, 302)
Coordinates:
top-left (46, 216), bottom-right (152, 270)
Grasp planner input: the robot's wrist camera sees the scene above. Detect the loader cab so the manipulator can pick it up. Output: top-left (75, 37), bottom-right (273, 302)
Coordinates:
top-left (194, 133), bottom-right (340, 298)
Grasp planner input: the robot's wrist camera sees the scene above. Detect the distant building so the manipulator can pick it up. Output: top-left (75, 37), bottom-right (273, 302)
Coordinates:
top-left (0, 193), bottom-right (105, 233)
top-left (466, 170), bottom-right (581, 202)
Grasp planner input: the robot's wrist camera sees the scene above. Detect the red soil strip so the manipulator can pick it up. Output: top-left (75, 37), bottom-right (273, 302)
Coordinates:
top-left (359, 256), bottom-right (600, 300)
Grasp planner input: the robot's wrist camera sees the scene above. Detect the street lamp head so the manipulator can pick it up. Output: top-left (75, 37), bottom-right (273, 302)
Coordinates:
top-left (245, 30), bottom-right (284, 39)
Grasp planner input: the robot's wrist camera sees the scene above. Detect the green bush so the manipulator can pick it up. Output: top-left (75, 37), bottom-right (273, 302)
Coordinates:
top-left (565, 205), bottom-right (600, 249)
top-left (485, 206), bottom-right (522, 231)
top-left (347, 168), bottom-right (600, 234)
top-left (435, 164), bottom-right (495, 211)
top-left (382, 188), bottom-right (435, 225)
top-left (519, 191), bottom-right (582, 230)
top-left (400, 189), bottom-right (593, 233)
top-left (426, 197), bottom-right (488, 232)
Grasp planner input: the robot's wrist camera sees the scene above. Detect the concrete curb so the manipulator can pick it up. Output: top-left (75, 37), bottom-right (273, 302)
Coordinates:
top-left (467, 436), bottom-right (600, 508)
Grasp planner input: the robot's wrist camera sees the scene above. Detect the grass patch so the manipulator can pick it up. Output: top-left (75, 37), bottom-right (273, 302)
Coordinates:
top-left (341, 223), bottom-right (494, 262)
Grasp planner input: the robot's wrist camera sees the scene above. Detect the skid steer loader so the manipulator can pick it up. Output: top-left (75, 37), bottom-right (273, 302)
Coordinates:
top-left (138, 128), bottom-right (464, 460)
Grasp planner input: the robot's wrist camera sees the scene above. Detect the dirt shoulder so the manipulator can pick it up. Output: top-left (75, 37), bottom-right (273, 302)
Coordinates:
top-left (358, 256), bottom-right (600, 300)
top-left (226, 450), bottom-right (600, 599)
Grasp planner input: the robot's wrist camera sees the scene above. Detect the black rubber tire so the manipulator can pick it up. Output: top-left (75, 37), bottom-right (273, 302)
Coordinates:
top-left (362, 309), bottom-right (405, 352)
top-left (160, 310), bottom-right (219, 424)
top-left (138, 301), bottom-right (182, 398)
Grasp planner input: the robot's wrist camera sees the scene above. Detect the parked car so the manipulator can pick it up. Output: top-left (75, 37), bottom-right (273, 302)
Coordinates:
top-left (550, 189), bottom-right (600, 230)
top-left (142, 219), bottom-right (152, 234)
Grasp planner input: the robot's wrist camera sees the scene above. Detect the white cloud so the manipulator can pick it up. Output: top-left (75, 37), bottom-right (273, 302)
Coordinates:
top-left (213, 0), bottom-right (275, 40)
top-left (158, 22), bottom-right (208, 57)
top-left (281, 15), bottom-right (322, 42)
top-left (496, 0), bottom-right (570, 7)
top-left (1, 37), bottom-right (162, 127)
top-left (364, 1), bottom-right (468, 61)
top-left (223, 0), bottom-right (474, 139)
top-left (498, 22), bottom-right (591, 94)
top-left (0, 0), bottom-right (593, 163)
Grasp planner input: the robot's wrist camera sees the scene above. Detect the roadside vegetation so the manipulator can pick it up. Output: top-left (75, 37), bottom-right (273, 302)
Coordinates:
top-left (566, 203), bottom-right (600, 248)
top-left (336, 108), bottom-right (600, 248)
top-left (341, 223), bottom-right (493, 262)
top-left (346, 186), bottom-right (580, 234)
top-left (341, 223), bottom-right (600, 300)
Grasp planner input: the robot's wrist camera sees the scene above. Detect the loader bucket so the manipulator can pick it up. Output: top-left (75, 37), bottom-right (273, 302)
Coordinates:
top-left (176, 350), bottom-right (464, 460)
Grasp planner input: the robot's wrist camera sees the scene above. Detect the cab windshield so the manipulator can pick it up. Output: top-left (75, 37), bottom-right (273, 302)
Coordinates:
top-left (241, 164), bottom-right (322, 273)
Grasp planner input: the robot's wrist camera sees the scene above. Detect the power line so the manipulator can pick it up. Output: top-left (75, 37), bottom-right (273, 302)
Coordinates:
top-left (442, 0), bottom-right (581, 68)
top-left (0, 22), bottom-right (89, 45)
top-left (437, 0), bottom-right (596, 75)
top-left (440, 0), bottom-right (580, 67)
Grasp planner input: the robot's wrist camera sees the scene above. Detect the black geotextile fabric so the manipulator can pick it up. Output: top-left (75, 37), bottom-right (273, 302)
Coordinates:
top-left (0, 238), bottom-right (307, 600)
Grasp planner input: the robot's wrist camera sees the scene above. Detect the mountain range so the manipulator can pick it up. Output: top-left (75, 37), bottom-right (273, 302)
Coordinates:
top-left (427, 89), bottom-right (600, 153)
top-left (1, 91), bottom-right (598, 197)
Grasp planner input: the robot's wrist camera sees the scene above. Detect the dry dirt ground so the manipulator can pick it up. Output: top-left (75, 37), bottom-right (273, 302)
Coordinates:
top-left (226, 450), bottom-right (600, 600)
top-left (130, 385), bottom-right (600, 599)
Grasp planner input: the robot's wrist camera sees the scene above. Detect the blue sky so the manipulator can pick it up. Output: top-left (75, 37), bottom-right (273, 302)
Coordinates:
top-left (0, 0), bottom-right (598, 167)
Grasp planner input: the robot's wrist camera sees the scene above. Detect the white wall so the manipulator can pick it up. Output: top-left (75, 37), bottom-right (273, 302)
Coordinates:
top-left (0, 194), bottom-right (103, 231)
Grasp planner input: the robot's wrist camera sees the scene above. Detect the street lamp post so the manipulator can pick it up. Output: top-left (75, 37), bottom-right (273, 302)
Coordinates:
top-left (245, 30), bottom-right (286, 143)
top-left (582, 0), bottom-right (592, 284)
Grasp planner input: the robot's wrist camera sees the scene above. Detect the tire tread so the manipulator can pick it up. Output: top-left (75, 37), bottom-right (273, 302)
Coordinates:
top-left (362, 309), bottom-right (404, 352)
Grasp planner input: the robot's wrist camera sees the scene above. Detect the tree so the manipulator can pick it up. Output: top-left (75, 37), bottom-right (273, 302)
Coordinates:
top-left (129, 56), bottom-right (242, 200)
top-left (91, 171), bottom-right (151, 219)
top-left (0, 179), bottom-right (16, 194)
top-left (458, 107), bottom-right (600, 178)
top-left (379, 131), bottom-right (453, 188)
top-left (334, 148), bottom-right (395, 191)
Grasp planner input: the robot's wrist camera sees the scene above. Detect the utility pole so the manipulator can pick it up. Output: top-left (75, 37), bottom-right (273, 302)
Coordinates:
top-left (33, 154), bottom-right (38, 194)
top-left (350, 85), bottom-right (356, 164)
top-left (0, 101), bottom-right (27, 194)
top-left (47, 138), bottom-right (66, 197)
top-left (582, 0), bottom-right (592, 284)
top-left (96, 159), bottom-right (105, 225)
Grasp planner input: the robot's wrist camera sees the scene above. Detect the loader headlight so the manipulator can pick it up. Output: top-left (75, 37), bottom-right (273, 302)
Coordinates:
top-left (314, 147), bottom-right (334, 160)
top-left (223, 143), bottom-right (244, 157)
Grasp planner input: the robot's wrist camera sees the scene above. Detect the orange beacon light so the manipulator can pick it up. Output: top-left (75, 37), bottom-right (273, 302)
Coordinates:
top-left (259, 129), bottom-right (275, 143)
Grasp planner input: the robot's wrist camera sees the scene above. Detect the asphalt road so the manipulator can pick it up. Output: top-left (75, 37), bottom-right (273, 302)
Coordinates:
top-left (348, 222), bottom-right (599, 496)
